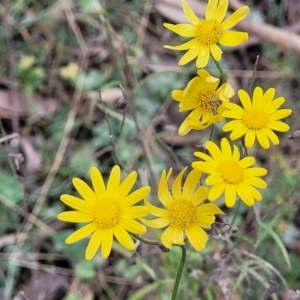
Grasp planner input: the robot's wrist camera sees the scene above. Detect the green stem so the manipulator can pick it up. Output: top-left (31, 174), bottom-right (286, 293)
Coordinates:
top-left (132, 234), bottom-right (159, 246)
top-left (212, 57), bottom-right (226, 84)
top-left (171, 245), bottom-right (186, 300)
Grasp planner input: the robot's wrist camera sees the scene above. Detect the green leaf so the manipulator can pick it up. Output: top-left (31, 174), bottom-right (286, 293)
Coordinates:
top-left (257, 220), bottom-right (291, 269)
top-left (63, 292), bottom-right (82, 300)
top-left (75, 260), bottom-right (97, 279)
top-left (0, 173), bottom-right (22, 203)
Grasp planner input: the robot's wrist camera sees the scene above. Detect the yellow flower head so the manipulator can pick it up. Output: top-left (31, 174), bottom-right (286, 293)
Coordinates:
top-left (142, 168), bottom-right (224, 251)
top-left (57, 166), bottom-right (151, 260)
top-left (192, 138), bottom-right (268, 207)
top-left (164, 0), bottom-right (249, 68)
top-left (222, 87), bottom-right (292, 149)
top-left (172, 69), bottom-right (234, 135)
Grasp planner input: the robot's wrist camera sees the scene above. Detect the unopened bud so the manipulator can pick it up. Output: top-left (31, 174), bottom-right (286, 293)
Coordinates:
top-left (116, 97), bottom-right (127, 110)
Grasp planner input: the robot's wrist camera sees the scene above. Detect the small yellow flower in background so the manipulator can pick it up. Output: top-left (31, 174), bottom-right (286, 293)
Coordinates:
top-left (172, 69), bottom-right (234, 136)
top-left (192, 138), bottom-right (268, 207)
top-left (18, 55), bottom-right (36, 69)
top-left (222, 87), bottom-right (292, 149)
top-left (142, 168), bottom-right (224, 251)
top-left (57, 166), bottom-right (150, 260)
top-left (164, 0), bottom-right (249, 68)
top-left (59, 62), bottom-right (80, 80)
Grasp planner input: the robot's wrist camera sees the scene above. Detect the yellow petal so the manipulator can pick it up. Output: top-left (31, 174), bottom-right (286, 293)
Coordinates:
top-left (182, 0), bottom-right (201, 26)
top-left (57, 211), bottom-right (93, 223)
top-left (161, 226), bottom-right (175, 249)
top-left (221, 137), bottom-right (232, 159)
top-left (213, 0), bottom-right (228, 23)
top-left (182, 169), bottom-right (202, 199)
top-left (208, 182), bottom-right (226, 201)
top-left (123, 206), bottom-right (149, 218)
top-left (90, 166), bottom-right (106, 200)
top-left (222, 120), bottom-right (245, 132)
top-left (224, 184), bottom-right (236, 207)
top-left (206, 140), bottom-right (224, 163)
top-left (60, 194), bottom-right (93, 214)
top-left (121, 217), bottom-right (147, 234)
top-left (66, 223), bottom-right (97, 244)
top-left (101, 228), bottom-right (113, 259)
top-left (252, 86), bottom-right (264, 107)
top-left (219, 31), bottom-right (249, 46)
top-left (238, 89), bottom-right (252, 109)
top-left (115, 171), bottom-right (137, 200)
top-left (206, 0), bottom-right (218, 20)
top-left (107, 165), bottom-right (121, 197)
top-left (206, 173), bottom-right (223, 185)
top-left (195, 215), bottom-right (216, 228)
top-left (164, 39), bottom-right (197, 50)
top-left (186, 225), bottom-right (208, 251)
top-left (72, 178), bottom-right (98, 205)
top-left (262, 88), bottom-right (276, 108)
top-left (235, 183), bottom-right (255, 206)
top-left (172, 167), bottom-right (188, 200)
top-left (243, 177), bottom-right (267, 189)
top-left (192, 161), bottom-right (217, 174)
top-left (158, 169), bottom-right (174, 207)
top-left (221, 6), bottom-right (249, 30)
top-left (266, 97), bottom-right (285, 113)
top-left (243, 167), bottom-right (267, 177)
top-left (144, 199), bottom-right (167, 217)
top-left (197, 203), bottom-right (224, 216)
top-left (122, 186), bottom-right (151, 208)
top-left (256, 130), bottom-right (270, 149)
top-left (244, 129), bottom-right (256, 148)
top-left (85, 228), bottom-right (103, 260)
top-left (262, 128), bottom-right (279, 145)
top-left (229, 124), bottom-right (248, 140)
top-left (142, 217), bottom-right (170, 229)
top-left (269, 109), bottom-right (292, 120)
top-left (179, 43), bottom-right (200, 66)
top-left (163, 23), bottom-right (195, 37)
top-left (191, 186), bottom-right (209, 206)
top-left (210, 43), bottom-right (223, 61)
top-left (267, 121), bottom-right (290, 132)
top-left (196, 45), bottom-right (210, 68)
top-left (239, 156), bottom-right (255, 169)
top-left (113, 224), bottom-right (135, 251)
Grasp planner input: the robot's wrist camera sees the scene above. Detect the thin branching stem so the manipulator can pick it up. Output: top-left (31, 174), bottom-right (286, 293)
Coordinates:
top-left (212, 57), bottom-right (226, 84)
top-left (249, 55), bottom-right (260, 93)
top-left (172, 245), bottom-right (186, 300)
top-left (131, 234), bottom-right (159, 246)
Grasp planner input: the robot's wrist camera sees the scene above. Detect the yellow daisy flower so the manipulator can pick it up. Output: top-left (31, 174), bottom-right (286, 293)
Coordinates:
top-left (57, 166), bottom-right (151, 260)
top-left (172, 69), bottom-right (234, 136)
top-left (192, 138), bottom-right (268, 207)
top-left (142, 167), bottom-right (224, 251)
top-left (222, 87), bottom-right (292, 149)
top-left (164, 0), bottom-right (249, 68)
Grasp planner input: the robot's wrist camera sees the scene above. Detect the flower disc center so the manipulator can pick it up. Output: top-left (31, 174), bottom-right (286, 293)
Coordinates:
top-left (197, 90), bottom-right (218, 111)
top-left (168, 199), bottom-right (197, 229)
top-left (92, 198), bottom-right (121, 228)
top-left (195, 20), bottom-right (223, 45)
top-left (243, 107), bottom-right (269, 129)
top-left (218, 160), bottom-right (243, 184)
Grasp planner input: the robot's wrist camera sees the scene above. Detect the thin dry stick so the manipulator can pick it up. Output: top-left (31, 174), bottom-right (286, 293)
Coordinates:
top-left (0, 195), bottom-right (55, 237)
top-left (11, 0), bottom-right (90, 254)
top-left (242, 250), bottom-right (289, 293)
top-left (12, 56), bottom-right (89, 255)
top-left (248, 55), bottom-right (260, 93)
top-left (98, 90), bottom-right (125, 169)
top-left (136, 0), bottom-right (153, 48)
top-left (98, 0), bottom-right (158, 190)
